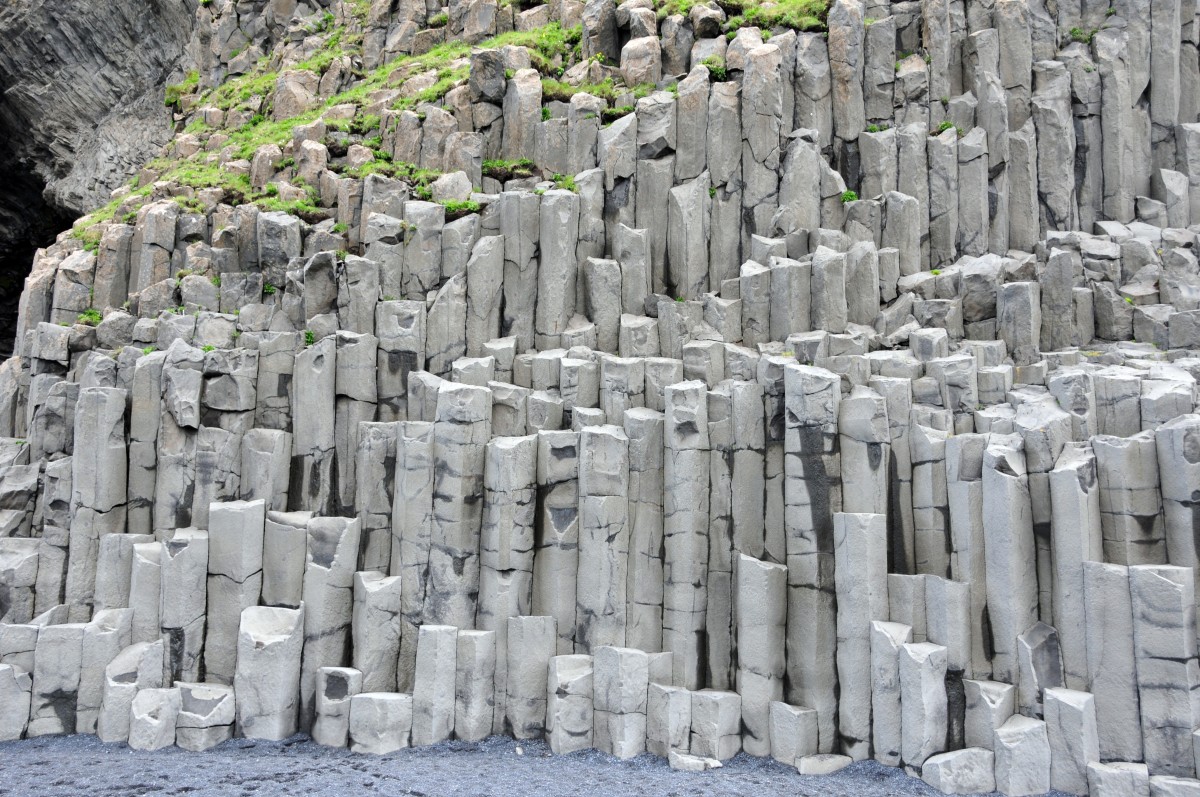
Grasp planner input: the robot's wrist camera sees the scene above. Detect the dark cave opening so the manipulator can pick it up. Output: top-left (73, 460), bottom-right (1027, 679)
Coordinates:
top-left (0, 146), bottom-right (78, 358)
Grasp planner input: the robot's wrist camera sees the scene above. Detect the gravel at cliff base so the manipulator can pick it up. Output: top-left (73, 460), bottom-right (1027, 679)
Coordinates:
top-left (0, 734), bottom-right (1069, 796)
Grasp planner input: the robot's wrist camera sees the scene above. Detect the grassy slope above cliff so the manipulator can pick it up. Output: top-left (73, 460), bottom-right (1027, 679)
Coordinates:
top-left (70, 0), bottom-right (831, 251)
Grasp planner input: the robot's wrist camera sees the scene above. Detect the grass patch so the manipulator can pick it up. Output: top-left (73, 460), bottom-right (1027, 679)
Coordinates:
top-left (483, 158), bottom-right (537, 181)
top-left (442, 200), bottom-right (481, 219)
top-left (77, 308), bottom-right (103, 326)
top-left (165, 71), bottom-right (200, 109)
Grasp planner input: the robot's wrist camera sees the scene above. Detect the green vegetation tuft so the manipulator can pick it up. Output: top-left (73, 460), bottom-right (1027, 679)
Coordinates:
top-left (77, 308), bottom-right (103, 326)
top-left (841, 190), bottom-right (858, 204)
top-left (442, 200), bottom-right (482, 218)
top-left (701, 55), bottom-right (727, 81)
top-left (483, 158), bottom-right (537, 181)
top-left (165, 71), bottom-right (199, 109)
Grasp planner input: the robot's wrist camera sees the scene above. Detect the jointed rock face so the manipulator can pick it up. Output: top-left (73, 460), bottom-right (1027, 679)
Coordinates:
top-left (1, 0), bottom-right (1200, 793)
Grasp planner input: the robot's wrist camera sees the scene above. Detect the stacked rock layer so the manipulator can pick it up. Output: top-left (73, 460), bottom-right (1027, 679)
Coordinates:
top-left (2, 0), bottom-right (1200, 794)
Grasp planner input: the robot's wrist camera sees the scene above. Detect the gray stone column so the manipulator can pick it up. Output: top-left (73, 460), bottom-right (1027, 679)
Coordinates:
top-left (663, 380), bottom-right (710, 690)
top-left (737, 554), bottom-right (787, 757)
top-left (533, 430), bottom-right (581, 655)
top-left (479, 434), bottom-right (537, 733)
top-left (625, 408), bottom-right (665, 653)
top-left (982, 440), bottom-right (1037, 684)
top-left (834, 513), bottom-right (889, 760)
top-left (576, 424), bottom-right (630, 652)
top-left (783, 364), bottom-right (840, 751)
top-left (425, 383), bottom-right (490, 628)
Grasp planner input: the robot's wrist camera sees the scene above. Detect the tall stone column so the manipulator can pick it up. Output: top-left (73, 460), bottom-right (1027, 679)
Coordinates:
top-left (625, 408), bottom-right (665, 653)
top-left (533, 430), bottom-right (581, 655)
top-left (66, 386), bottom-right (128, 622)
top-left (425, 383), bottom-right (490, 629)
top-left (160, 528), bottom-right (208, 685)
top-left (663, 380), bottom-right (710, 690)
top-left (911, 424), bottom-right (951, 578)
top-left (203, 499), bottom-right (266, 685)
top-left (479, 434), bottom-right (537, 734)
top-left (839, 387), bottom-right (889, 516)
top-left (783, 364), bottom-right (840, 751)
top-left (354, 422), bottom-right (396, 572)
top-left (982, 440), bottom-right (1037, 685)
top-left (392, 421), bottom-right (434, 691)
top-left (834, 513), bottom-right (889, 760)
top-left (1082, 561), bottom-right (1142, 762)
top-left (576, 424), bottom-right (630, 652)
top-left (1048, 443), bottom-right (1103, 691)
top-left (1130, 565), bottom-right (1199, 778)
top-left (300, 516), bottom-right (360, 727)
top-left (1154, 415), bottom-right (1200, 594)
top-left (946, 434), bottom-right (990, 679)
top-left (736, 554), bottom-right (787, 757)
top-left (289, 336), bottom-right (336, 514)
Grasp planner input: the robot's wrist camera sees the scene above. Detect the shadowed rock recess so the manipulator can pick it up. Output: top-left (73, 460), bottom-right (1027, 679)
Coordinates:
top-left (0, 0), bottom-right (198, 354)
top-left (1, 0), bottom-right (1200, 793)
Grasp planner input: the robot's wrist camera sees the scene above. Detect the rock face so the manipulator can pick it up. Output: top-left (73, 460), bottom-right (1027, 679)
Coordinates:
top-left (2, 0), bottom-right (1200, 794)
top-left (0, 0), bottom-right (195, 301)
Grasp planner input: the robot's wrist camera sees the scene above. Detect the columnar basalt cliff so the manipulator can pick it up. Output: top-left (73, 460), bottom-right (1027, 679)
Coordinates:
top-left (2, 0), bottom-right (1200, 793)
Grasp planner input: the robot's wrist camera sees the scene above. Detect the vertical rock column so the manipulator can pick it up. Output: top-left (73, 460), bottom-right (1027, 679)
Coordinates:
top-left (128, 351), bottom-right (166, 535)
top-left (1130, 565), bottom-right (1199, 778)
top-left (506, 615), bottom-right (557, 739)
top-left (160, 528), bottom-right (208, 685)
top-left (392, 421), bottom-right (435, 692)
top-left (65, 386), bottom-right (128, 622)
top-left (533, 430), bottom-right (581, 655)
top-left (741, 42), bottom-right (783, 247)
top-left (499, 192), bottom-right (540, 354)
top-left (235, 605), bottom-right (305, 741)
top-left (203, 499), bottom-right (266, 685)
top-left (1048, 443), bottom-right (1103, 690)
top-left (1154, 415), bottom-right (1200, 590)
top-left (981, 440), bottom-right (1037, 685)
top-left (839, 386), bottom-right (890, 516)
top-left (625, 408), bottom-right (665, 653)
top-left (946, 434), bottom-right (990, 678)
top-left (1082, 561), bottom-right (1143, 763)
top-left (534, 190), bottom-right (580, 350)
top-left (425, 383), bottom-right (491, 628)
top-left (375, 301), bottom-right (426, 422)
top-left (352, 571), bottom-right (402, 692)
top-left (411, 624), bottom-right (457, 746)
top-left (911, 424), bottom-right (951, 578)
top-left (706, 384), bottom-right (737, 691)
top-left (871, 375), bottom-right (914, 575)
top-left (834, 513), bottom-right (889, 760)
top-left (927, 128), bottom-right (959, 269)
top-left (1093, 432), bottom-right (1166, 566)
top-left (289, 336), bottom-right (336, 514)
top-left (1031, 61), bottom-right (1079, 233)
top-left (736, 554), bottom-right (787, 757)
top-left (354, 422), bottom-right (396, 572)
top-left (27, 622), bottom-right (85, 736)
top-left (593, 645), bottom-right (649, 759)
top-left (576, 425), bottom-right (630, 651)
top-left (783, 364), bottom-right (841, 751)
top-left (871, 620), bottom-right (913, 766)
top-left (479, 434), bottom-right (537, 734)
top-left (300, 516), bottom-right (360, 726)
top-left (663, 381), bottom-right (710, 690)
